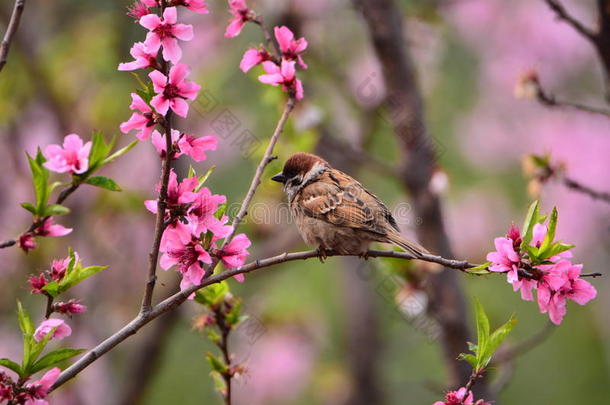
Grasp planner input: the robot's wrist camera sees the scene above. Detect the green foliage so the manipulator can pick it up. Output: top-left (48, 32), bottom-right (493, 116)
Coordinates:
top-left (85, 176), bottom-right (122, 191)
top-left (520, 201), bottom-right (573, 265)
top-left (25, 149), bottom-right (51, 217)
top-left (206, 353), bottom-right (228, 374)
top-left (29, 348), bottom-right (86, 374)
top-left (43, 249), bottom-right (108, 298)
top-left (0, 358), bottom-right (22, 375)
top-left (466, 261), bottom-right (493, 275)
top-left (195, 282), bottom-right (230, 307)
top-left (458, 298), bottom-right (516, 373)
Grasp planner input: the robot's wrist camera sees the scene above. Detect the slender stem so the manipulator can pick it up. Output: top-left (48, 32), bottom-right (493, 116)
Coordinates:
top-left (0, 0), bottom-right (26, 73)
top-left (252, 16), bottom-right (281, 60)
top-left (563, 176), bottom-right (610, 204)
top-left (44, 294), bottom-right (54, 319)
top-left (221, 97), bottom-right (296, 248)
top-left (536, 85), bottom-right (610, 118)
top-left (0, 181), bottom-right (81, 249)
top-left (544, 0), bottom-right (597, 41)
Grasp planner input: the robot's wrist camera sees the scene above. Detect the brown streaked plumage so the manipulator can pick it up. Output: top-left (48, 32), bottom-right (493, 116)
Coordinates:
top-left (271, 152), bottom-right (429, 257)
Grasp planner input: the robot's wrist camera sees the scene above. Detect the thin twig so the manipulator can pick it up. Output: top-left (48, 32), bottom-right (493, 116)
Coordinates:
top-left (44, 293), bottom-right (54, 319)
top-left (0, 0), bottom-right (26, 73)
top-left (544, 0), bottom-right (597, 41)
top-left (252, 16), bottom-right (281, 60)
top-left (0, 182), bottom-right (81, 249)
top-left (221, 97), bottom-right (296, 247)
top-left (536, 85), bottom-right (610, 118)
top-left (563, 176), bottom-right (610, 204)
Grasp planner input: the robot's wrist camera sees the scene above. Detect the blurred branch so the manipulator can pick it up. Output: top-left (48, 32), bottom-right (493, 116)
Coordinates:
top-left (545, 0), bottom-right (610, 101)
top-left (534, 80), bottom-right (610, 117)
top-left (0, 0), bottom-right (25, 73)
top-left (544, 0), bottom-right (596, 40)
top-left (354, 0), bottom-right (479, 396)
top-left (490, 322), bottom-right (555, 394)
top-left (563, 176), bottom-right (610, 203)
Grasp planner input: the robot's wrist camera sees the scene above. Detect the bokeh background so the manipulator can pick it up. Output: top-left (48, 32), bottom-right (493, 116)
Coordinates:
top-left (1, 0), bottom-right (609, 404)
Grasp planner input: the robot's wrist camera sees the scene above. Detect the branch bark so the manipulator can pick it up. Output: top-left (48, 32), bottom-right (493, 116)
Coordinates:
top-left (354, 0), bottom-right (483, 395)
top-left (0, 0), bottom-right (25, 73)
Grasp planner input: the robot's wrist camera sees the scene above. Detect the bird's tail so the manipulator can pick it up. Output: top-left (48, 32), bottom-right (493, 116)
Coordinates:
top-left (387, 232), bottom-right (429, 258)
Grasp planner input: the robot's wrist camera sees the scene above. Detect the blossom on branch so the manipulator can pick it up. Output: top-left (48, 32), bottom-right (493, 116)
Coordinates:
top-left (486, 203), bottom-right (597, 325)
top-left (240, 47), bottom-right (272, 73)
top-left (118, 42), bottom-right (159, 71)
top-left (225, 0), bottom-right (254, 38)
top-left (174, 0), bottom-right (209, 13)
top-left (140, 7), bottom-right (193, 63)
top-left (24, 367), bottom-right (60, 405)
top-left (19, 218), bottom-right (72, 253)
top-left (120, 93), bottom-right (158, 140)
top-left (151, 129), bottom-right (217, 161)
top-left (149, 63), bottom-right (201, 117)
top-left (43, 134), bottom-right (91, 175)
top-left (433, 387), bottom-right (489, 405)
top-left (258, 60), bottom-right (304, 100)
top-left (33, 318), bottom-right (72, 342)
top-left (274, 26), bottom-right (308, 69)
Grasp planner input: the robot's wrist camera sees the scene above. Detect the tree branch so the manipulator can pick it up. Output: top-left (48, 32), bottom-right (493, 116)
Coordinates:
top-left (535, 83), bottom-right (610, 117)
top-left (563, 176), bottom-right (610, 204)
top-left (221, 97), bottom-right (296, 247)
top-left (0, 0), bottom-right (26, 73)
top-left (544, 0), bottom-right (597, 41)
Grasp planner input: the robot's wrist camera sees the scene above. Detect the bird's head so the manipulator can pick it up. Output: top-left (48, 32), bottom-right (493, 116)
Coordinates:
top-left (272, 152), bottom-right (330, 196)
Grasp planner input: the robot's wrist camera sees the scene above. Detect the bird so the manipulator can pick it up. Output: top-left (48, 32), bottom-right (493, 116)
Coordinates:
top-left (271, 152), bottom-right (429, 259)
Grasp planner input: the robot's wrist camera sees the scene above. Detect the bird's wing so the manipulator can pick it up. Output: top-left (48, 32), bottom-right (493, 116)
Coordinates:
top-left (298, 170), bottom-right (396, 235)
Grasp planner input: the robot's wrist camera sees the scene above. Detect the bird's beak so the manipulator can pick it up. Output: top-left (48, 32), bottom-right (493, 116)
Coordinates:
top-left (271, 172), bottom-right (286, 183)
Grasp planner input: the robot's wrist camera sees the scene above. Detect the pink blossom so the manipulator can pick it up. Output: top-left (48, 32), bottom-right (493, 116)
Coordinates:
top-left (120, 93), bottom-right (157, 140)
top-left (43, 134), bottom-right (92, 174)
top-left (151, 129), bottom-right (181, 158)
top-left (178, 134), bottom-right (217, 161)
top-left (50, 254), bottom-right (73, 281)
top-left (240, 48), bottom-right (271, 72)
top-left (149, 63), bottom-right (201, 117)
top-left (274, 26), bottom-right (308, 69)
top-left (118, 42), bottom-right (159, 71)
top-left (38, 218), bottom-right (72, 238)
top-left (151, 129), bottom-right (217, 161)
top-left (140, 7), bottom-right (193, 63)
top-left (187, 187), bottom-right (228, 236)
top-left (258, 60), bottom-right (304, 100)
top-left (28, 274), bottom-right (48, 294)
top-left (486, 237), bottom-right (520, 272)
top-left (160, 222), bottom-right (211, 291)
top-left (176, 0), bottom-right (209, 13)
top-left (218, 233), bottom-right (251, 281)
top-left (33, 318), bottom-right (72, 342)
top-left (55, 299), bottom-right (87, 315)
top-left (127, 1), bottom-right (152, 21)
top-left (145, 169), bottom-right (198, 214)
top-left (433, 386), bottom-right (490, 405)
top-left (225, 0), bottom-right (253, 38)
top-left (18, 233), bottom-right (36, 253)
top-left (25, 367), bottom-right (60, 404)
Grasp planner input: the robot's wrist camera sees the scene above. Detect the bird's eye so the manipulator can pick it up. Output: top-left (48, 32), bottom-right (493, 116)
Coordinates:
top-left (290, 177), bottom-right (302, 187)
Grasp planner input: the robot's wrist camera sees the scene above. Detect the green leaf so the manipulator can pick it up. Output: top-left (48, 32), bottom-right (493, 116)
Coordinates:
top-left (456, 353), bottom-right (477, 369)
top-left (194, 166), bottom-right (216, 192)
top-left (466, 262), bottom-right (492, 275)
top-left (210, 370), bottom-right (227, 394)
top-left (520, 200), bottom-right (540, 250)
top-left (27, 328), bottom-right (57, 372)
top-left (27, 150), bottom-right (50, 215)
top-left (17, 301), bottom-right (34, 370)
top-left (57, 265), bottom-right (108, 295)
top-left (206, 329), bottom-right (221, 345)
top-left (473, 298), bottom-right (490, 370)
top-left (43, 204), bottom-right (71, 216)
top-left (187, 165), bottom-right (197, 179)
top-left (42, 281), bottom-right (60, 297)
top-left (100, 140), bottom-right (138, 166)
top-left (206, 353), bottom-right (227, 374)
top-left (87, 131), bottom-right (115, 174)
top-left (214, 203), bottom-right (227, 220)
top-left (538, 207), bottom-right (558, 257)
top-left (21, 202), bottom-right (37, 214)
top-left (195, 282), bottom-right (229, 307)
top-left (0, 358), bottom-right (22, 375)
top-left (483, 316), bottom-right (517, 367)
top-left (225, 299), bottom-right (243, 326)
top-left (131, 72), bottom-right (151, 94)
top-left (542, 242), bottom-right (574, 258)
top-left (30, 348), bottom-right (86, 373)
top-left (85, 176), bottom-right (122, 191)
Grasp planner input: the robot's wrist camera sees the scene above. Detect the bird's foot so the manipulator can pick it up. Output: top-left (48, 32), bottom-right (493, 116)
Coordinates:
top-left (317, 247), bottom-right (328, 263)
top-left (358, 251), bottom-right (370, 260)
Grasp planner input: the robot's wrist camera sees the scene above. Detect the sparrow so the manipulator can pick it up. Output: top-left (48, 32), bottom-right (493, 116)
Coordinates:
top-left (271, 152), bottom-right (429, 258)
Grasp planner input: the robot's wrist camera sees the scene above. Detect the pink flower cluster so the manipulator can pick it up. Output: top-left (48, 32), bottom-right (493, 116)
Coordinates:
top-left (225, 0), bottom-right (307, 100)
top-left (487, 224), bottom-right (596, 325)
top-left (433, 387), bottom-right (490, 405)
top-left (120, 2), bottom-right (251, 291)
top-left (43, 134), bottom-right (92, 175)
top-left (145, 169), bottom-right (251, 291)
top-left (0, 368), bottom-right (61, 405)
top-left (28, 253), bottom-right (74, 294)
